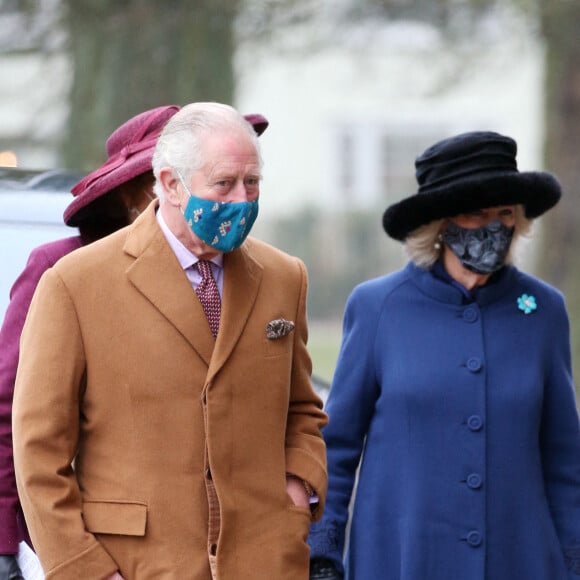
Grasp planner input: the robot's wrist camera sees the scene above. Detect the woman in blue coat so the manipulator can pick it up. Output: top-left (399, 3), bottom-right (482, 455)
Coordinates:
top-left (308, 131), bottom-right (580, 580)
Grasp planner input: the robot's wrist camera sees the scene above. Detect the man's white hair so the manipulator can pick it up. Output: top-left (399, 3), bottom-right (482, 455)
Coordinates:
top-left (152, 102), bottom-right (262, 200)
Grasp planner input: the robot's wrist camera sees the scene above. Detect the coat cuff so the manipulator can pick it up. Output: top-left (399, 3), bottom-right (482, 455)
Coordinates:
top-left (307, 519), bottom-right (345, 576)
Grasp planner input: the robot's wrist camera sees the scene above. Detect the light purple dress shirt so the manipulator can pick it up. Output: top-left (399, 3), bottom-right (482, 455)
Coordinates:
top-left (156, 210), bottom-right (223, 295)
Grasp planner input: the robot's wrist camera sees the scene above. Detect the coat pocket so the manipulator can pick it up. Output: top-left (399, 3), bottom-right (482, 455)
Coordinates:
top-left (82, 500), bottom-right (147, 536)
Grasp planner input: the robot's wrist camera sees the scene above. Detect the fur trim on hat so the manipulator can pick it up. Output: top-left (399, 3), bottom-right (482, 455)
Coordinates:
top-left (382, 131), bottom-right (562, 241)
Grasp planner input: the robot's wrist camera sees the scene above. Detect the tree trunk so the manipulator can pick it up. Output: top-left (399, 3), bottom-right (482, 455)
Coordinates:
top-left (62, 0), bottom-right (239, 170)
top-left (537, 0), bottom-right (580, 389)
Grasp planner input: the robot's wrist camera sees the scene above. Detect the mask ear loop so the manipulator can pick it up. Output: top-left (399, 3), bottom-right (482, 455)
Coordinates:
top-left (173, 170), bottom-right (195, 219)
top-left (174, 170), bottom-right (190, 196)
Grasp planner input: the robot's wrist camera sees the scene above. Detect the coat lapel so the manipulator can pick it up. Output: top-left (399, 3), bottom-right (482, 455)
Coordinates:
top-left (124, 206), bottom-right (214, 365)
top-left (208, 242), bottom-right (263, 380)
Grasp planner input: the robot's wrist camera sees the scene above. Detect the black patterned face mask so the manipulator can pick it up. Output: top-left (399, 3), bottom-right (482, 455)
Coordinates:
top-left (443, 219), bottom-right (515, 274)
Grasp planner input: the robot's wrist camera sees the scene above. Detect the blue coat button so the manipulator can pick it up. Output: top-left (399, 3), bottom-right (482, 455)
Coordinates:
top-left (467, 415), bottom-right (483, 431)
top-left (466, 357), bottom-right (482, 372)
top-left (466, 531), bottom-right (483, 547)
top-left (462, 307), bottom-right (478, 322)
top-left (467, 473), bottom-right (483, 489)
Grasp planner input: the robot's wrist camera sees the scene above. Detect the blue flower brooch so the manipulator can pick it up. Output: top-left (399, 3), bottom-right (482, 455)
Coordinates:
top-left (517, 294), bottom-right (537, 315)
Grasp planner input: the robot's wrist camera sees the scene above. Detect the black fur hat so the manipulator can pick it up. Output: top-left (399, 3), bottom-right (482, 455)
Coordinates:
top-left (382, 131), bottom-right (562, 241)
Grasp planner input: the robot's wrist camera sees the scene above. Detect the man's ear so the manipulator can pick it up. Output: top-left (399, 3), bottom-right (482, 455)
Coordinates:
top-left (159, 167), bottom-right (182, 207)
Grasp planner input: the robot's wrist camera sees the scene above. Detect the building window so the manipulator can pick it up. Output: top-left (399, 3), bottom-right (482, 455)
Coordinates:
top-left (338, 132), bottom-right (355, 199)
top-left (328, 123), bottom-right (446, 207)
top-left (380, 130), bottom-right (444, 203)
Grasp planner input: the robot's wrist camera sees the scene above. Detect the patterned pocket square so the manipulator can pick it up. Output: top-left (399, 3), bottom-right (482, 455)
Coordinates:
top-left (266, 318), bottom-right (295, 340)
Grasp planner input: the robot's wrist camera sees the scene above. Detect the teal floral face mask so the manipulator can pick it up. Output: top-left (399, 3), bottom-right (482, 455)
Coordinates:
top-left (177, 172), bottom-right (259, 253)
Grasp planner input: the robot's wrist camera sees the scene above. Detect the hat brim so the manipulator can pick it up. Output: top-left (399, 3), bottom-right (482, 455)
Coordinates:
top-left (243, 113), bottom-right (269, 136)
top-left (382, 171), bottom-right (561, 241)
top-left (64, 151), bottom-right (153, 226)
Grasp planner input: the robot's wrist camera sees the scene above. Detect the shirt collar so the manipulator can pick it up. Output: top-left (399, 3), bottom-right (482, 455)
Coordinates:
top-left (156, 207), bottom-right (223, 271)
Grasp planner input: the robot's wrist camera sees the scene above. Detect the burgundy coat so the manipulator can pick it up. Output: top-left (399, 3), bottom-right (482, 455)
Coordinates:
top-left (0, 236), bottom-right (82, 553)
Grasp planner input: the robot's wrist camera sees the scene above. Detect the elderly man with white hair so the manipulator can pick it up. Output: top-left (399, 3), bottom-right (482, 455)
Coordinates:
top-left (13, 102), bottom-right (327, 580)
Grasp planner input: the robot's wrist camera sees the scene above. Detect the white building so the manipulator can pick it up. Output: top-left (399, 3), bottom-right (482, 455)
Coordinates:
top-left (1, 4), bottom-right (545, 213)
top-left (235, 6), bottom-right (545, 221)
top-left (0, 3), bottom-right (546, 315)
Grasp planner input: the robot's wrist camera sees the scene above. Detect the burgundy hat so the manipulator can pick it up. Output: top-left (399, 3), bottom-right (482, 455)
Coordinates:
top-left (244, 113), bottom-right (269, 137)
top-left (64, 108), bottom-right (270, 226)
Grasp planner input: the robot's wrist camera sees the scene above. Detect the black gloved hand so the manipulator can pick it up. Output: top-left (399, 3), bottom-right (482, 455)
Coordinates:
top-left (0, 555), bottom-right (24, 580)
top-left (310, 557), bottom-right (343, 580)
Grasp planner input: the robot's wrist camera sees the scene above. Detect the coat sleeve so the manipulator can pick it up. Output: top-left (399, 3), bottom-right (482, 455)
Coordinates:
top-left (12, 268), bottom-right (118, 579)
top-left (307, 282), bottom-right (382, 573)
top-left (0, 245), bottom-right (64, 553)
top-left (284, 258), bottom-right (329, 519)
top-left (539, 292), bottom-right (580, 578)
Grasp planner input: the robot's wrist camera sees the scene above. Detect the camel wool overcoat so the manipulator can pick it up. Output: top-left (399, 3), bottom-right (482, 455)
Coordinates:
top-left (12, 204), bottom-right (328, 580)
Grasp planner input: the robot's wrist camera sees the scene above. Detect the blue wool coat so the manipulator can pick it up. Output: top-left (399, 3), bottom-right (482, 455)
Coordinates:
top-left (308, 262), bottom-right (580, 580)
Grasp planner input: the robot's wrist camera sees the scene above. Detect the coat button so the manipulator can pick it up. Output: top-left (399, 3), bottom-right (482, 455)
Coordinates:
top-left (466, 357), bottom-right (482, 372)
top-left (466, 531), bottom-right (483, 547)
top-left (462, 307), bottom-right (478, 323)
top-left (467, 415), bottom-right (483, 431)
top-left (467, 473), bottom-right (483, 489)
